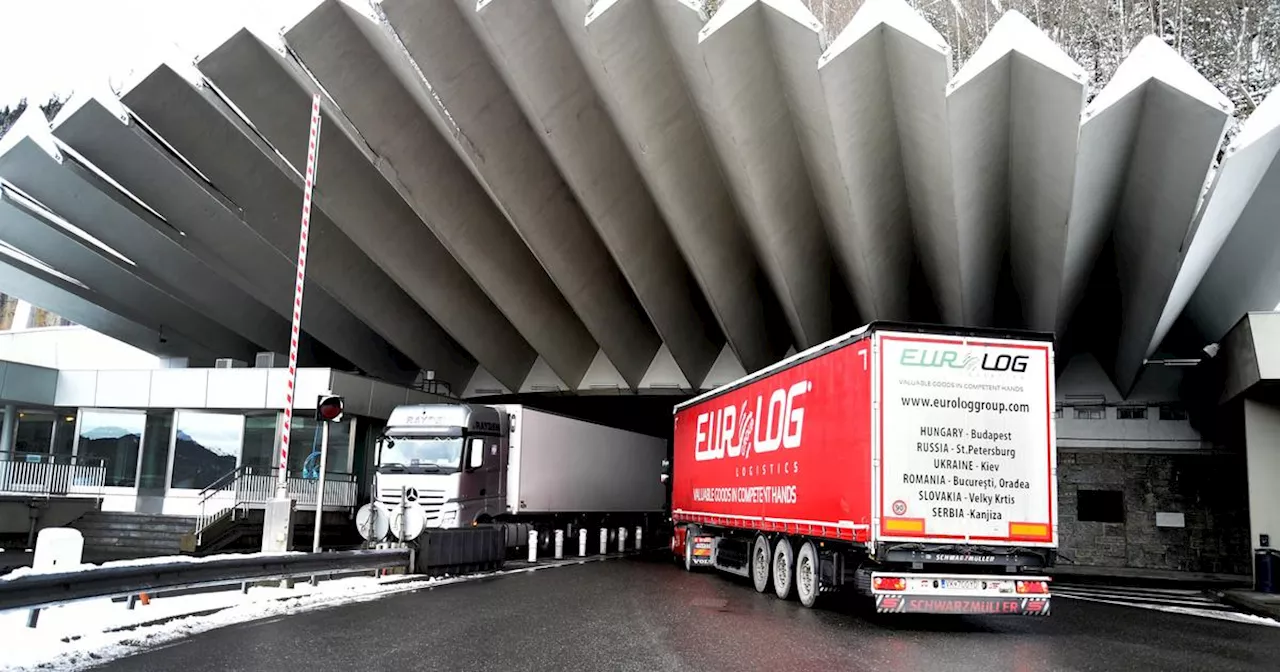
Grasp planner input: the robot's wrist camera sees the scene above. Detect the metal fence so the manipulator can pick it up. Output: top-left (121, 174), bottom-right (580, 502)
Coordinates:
top-left (0, 451), bottom-right (106, 498)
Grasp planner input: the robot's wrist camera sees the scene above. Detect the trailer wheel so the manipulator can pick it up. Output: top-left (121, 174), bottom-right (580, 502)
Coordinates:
top-left (683, 525), bottom-right (700, 572)
top-left (796, 541), bottom-right (820, 608)
top-left (772, 537), bottom-right (794, 600)
top-left (751, 534), bottom-right (772, 593)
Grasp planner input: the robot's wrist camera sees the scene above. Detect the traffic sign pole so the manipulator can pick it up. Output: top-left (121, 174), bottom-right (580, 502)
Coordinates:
top-left (277, 94), bottom-right (323, 499)
top-left (312, 417), bottom-right (330, 553)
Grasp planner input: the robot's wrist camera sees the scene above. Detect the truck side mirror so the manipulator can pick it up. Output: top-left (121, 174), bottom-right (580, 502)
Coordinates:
top-left (468, 438), bottom-right (484, 470)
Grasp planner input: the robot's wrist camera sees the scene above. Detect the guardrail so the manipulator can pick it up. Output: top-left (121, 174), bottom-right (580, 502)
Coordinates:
top-left (0, 451), bottom-right (106, 498)
top-left (0, 548), bottom-right (411, 612)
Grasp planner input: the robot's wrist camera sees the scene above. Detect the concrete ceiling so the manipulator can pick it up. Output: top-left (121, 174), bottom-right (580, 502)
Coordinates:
top-left (0, 0), bottom-right (1274, 399)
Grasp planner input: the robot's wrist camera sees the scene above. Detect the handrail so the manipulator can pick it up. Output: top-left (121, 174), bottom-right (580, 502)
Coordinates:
top-left (0, 452), bottom-right (106, 498)
top-left (0, 548), bottom-right (411, 612)
top-left (194, 466), bottom-right (360, 545)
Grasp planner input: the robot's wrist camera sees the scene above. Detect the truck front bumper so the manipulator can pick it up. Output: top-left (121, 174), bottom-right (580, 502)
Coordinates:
top-left (871, 572), bottom-right (1051, 616)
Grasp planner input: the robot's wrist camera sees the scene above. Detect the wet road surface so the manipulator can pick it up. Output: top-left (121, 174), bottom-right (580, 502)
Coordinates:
top-left (95, 555), bottom-right (1280, 672)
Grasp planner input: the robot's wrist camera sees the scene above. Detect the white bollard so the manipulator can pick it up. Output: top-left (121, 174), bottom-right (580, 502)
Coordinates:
top-left (528, 529), bottom-right (538, 563)
top-left (554, 529), bottom-right (565, 560)
top-left (617, 527), bottom-right (627, 553)
top-left (578, 528), bottom-right (588, 557)
top-left (599, 528), bottom-right (608, 555)
top-left (636, 526), bottom-right (643, 551)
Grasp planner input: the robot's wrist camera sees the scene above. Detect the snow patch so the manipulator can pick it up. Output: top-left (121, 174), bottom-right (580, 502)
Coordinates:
top-left (1087, 35), bottom-right (1232, 117)
top-left (1, 551), bottom-right (302, 582)
top-left (950, 10), bottom-right (1083, 91)
top-left (821, 0), bottom-right (947, 68)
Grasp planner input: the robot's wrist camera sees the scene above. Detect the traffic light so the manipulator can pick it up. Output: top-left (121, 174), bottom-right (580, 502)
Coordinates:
top-left (315, 394), bottom-right (344, 423)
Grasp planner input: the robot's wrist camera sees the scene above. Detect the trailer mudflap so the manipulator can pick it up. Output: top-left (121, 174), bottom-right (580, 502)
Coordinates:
top-left (871, 572), bottom-right (1051, 616)
top-left (690, 535), bottom-right (715, 567)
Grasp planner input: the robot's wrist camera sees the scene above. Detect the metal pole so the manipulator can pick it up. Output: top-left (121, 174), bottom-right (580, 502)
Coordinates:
top-left (311, 420), bottom-right (330, 553)
top-left (276, 94), bottom-right (323, 499)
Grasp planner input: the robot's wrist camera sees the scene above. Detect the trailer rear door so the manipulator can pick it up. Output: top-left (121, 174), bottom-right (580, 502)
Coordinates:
top-left (872, 330), bottom-right (1056, 547)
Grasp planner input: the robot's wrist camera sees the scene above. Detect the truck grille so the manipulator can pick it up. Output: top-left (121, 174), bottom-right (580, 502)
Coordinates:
top-left (379, 487), bottom-right (446, 519)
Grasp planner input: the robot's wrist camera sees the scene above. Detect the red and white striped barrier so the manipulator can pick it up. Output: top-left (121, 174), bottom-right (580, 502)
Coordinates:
top-left (277, 94), bottom-right (323, 498)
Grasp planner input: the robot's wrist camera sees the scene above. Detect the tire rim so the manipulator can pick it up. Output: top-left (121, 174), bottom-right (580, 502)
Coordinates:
top-left (775, 549), bottom-right (789, 590)
top-left (755, 545), bottom-right (768, 579)
top-left (799, 555), bottom-right (814, 599)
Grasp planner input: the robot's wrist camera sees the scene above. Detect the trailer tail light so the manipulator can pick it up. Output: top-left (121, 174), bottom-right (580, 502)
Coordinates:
top-left (1016, 580), bottom-right (1049, 594)
top-left (873, 576), bottom-right (906, 591)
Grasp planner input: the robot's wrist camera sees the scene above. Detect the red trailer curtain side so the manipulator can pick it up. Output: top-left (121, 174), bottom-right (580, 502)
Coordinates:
top-left (672, 330), bottom-right (874, 544)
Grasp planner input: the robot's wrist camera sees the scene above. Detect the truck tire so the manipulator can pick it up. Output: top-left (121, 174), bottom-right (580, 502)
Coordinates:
top-left (751, 534), bottom-right (772, 593)
top-left (772, 537), bottom-right (794, 600)
top-left (796, 540), bottom-right (820, 608)
top-left (683, 525), bottom-right (700, 572)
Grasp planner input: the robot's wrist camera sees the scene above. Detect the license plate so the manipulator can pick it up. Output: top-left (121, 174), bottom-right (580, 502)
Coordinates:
top-left (940, 579), bottom-right (982, 590)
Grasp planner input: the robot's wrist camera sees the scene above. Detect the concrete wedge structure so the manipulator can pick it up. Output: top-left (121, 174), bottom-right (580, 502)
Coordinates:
top-left (363, 0), bottom-right (658, 389)
top-left (235, 21), bottom-right (597, 390)
top-left (945, 11), bottom-right (1086, 330)
top-left (450, 0), bottom-right (724, 389)
top-left (1058, 36), bottom-right (1231, 392)
top-left (673, 0), bottom-right (838, 348)
top-left (818, 0), bottom-right (961, 324)
top-left (1179, 87), bottom-right (1280, 345)
top-left (569, 0), bottom-right (788, 372)
top-left (193, 23), bottom-right (538, 393)
top-left (0, 176), bottom-right (254, 362)
top-left (120, 64), bottom-right (459, 386)
top-left (48, 93), bottom-right (405, 375)
top-left (0, 237), bottom-right (213, 362)
top-left (0, 104), bottom-right (291, 358)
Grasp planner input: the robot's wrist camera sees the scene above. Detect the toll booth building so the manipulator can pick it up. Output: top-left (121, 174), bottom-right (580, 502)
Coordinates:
top-left (0, 359), bottom-right (447, 563)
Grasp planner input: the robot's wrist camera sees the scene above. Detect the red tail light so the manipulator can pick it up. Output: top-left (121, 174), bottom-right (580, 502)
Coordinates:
top-left (873, 576), bottom-right (906, 591)
top-left (1016, 580), bottom-right (1049, 594)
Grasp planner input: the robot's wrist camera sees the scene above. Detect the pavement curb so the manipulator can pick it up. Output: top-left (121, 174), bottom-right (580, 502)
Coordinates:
top-left (1218, 590), bottom-right (1280, 621)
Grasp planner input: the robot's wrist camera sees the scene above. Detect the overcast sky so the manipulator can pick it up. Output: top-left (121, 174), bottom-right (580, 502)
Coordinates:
top-left (0, 0), bottom-right (317, 106)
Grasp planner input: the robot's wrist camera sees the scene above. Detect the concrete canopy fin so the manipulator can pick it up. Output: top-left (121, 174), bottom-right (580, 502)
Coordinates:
top-left (578, 349), bottom-right (630, 393)
top-left (57, 79), bottom-right (426, 378)
top-left (762, 0), bottom-right (912, 324)
top-left (274, 3), bottom-right (595, 389)
top-left (566, 0), bottom-right (788, 373)
top-left (0, 239), bottom-right (213, 362)
top-left (0, 122), bottom-right (292, 356)
top-left (684, 0), bottom-right (838, 349)
top-left (367, 0), bottom-right (659, 389)
top-left (519, 357), bottom-right (571, 394)
top-left (1058, 35), bottom-right (1231, 393)
top-left (0, 180), bottom-right (254, 362)
top-left (120, 64), bottom-right (436, 385)
top-left (463, 366), bottom-right (511, 399)
top-left (261, 5), bottom-right (543, 392)
top-left (701, 343), bottom-right (749, 390)
top-left (459, 0), bottom-right (724, 388)
top-left (818, 0), bottom-right (961, 326)
top-left (193, 31), bottom-right (491, 388)
top-left (639, 344), bottom-right (694, 392)
top-left (1156, 86), bottom-right (1280, 350)
top-left (945, 11), bottom-right (1086, 329)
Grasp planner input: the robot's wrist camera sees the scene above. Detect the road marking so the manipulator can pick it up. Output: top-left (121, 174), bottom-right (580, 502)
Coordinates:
top-left (1053, 585), bottom-right (1280, 627)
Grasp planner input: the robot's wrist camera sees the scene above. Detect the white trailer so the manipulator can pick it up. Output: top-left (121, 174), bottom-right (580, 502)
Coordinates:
top-left (370, 403), bottom-right (666, 544)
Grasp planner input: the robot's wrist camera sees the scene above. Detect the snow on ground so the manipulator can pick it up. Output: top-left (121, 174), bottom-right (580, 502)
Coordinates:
top-left (0, 551), bottom-right (303, 581)
top-left (0, 574), bottom-right (443, 671)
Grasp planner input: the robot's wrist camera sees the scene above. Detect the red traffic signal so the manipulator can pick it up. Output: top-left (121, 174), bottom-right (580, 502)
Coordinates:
top-left (315, 394), bottom-right (344, 422)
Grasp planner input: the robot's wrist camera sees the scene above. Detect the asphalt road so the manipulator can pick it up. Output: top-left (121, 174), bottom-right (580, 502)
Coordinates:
top-left (95, 556), bottom-right (1280, 672)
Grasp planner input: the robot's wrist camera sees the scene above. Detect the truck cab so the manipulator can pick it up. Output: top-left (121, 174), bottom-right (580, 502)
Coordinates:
top-left (375, 403), bottom-right (509, 528)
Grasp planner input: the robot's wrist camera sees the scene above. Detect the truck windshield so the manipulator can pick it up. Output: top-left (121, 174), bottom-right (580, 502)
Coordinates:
top-left (380, 437), bottom-right (464, 473)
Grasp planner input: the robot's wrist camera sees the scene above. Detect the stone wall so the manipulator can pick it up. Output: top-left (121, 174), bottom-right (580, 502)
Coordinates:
top-left (1057, 450), bottom-right (1250, 575)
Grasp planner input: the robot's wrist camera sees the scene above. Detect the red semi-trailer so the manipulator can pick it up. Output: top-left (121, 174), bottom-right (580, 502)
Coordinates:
top-left (669, 322), bottom-right (1056, 615)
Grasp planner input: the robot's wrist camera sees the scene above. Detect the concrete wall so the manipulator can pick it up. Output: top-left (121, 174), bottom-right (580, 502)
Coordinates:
top-left (1055, 353), bottom-right (1206, 451)
top-left (1057, 450), bottom-right (1249, 574)
top-left (1244, 399), bottom-right (1280, 555)
top-left (0, 326), bottom-right (159, 370)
